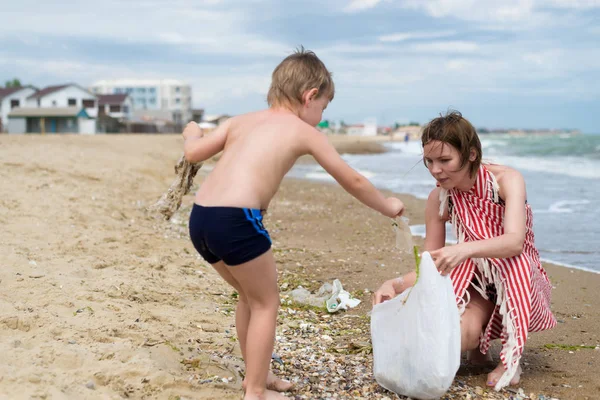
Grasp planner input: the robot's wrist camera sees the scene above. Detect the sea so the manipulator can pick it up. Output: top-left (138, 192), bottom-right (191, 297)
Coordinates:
top-left (288, 133), bottom-right (600, 273)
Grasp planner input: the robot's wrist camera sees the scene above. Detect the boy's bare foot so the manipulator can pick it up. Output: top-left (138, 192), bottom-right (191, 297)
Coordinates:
top-left (266, 372), bottom-right (294, 392)
top-left (466, 348), bottom-right (494, 366)
top-left (243, 388), bottom-right (290, 400)
top-left (486, 362), bottom-right (522, 388)
top-left (243, 371), bottom-right (294, 393)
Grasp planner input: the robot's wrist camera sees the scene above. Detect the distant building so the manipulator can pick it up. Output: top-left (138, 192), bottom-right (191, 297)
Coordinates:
top-left (192, 108), bottom-right (205, 123)
top-left (97, 94), bottom-right (133, 120)
top-left (202, 114), bottom-right (231, 126)
top-left (25, 84), bottom-right (98, 118)
top-left (7, 107), bottom-right (96, 134)
top-left (0, 86), bottom-right (38, 132)
top-left (90, 79), bottom-right (192, 124)
top-left (346, 118), bottom-right (377, 136)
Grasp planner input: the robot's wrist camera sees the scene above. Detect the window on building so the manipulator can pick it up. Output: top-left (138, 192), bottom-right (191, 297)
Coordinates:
top-left (109, 105), bottom-right (121, 112)
top-left (10, 99), bottom-right (19, 109)
top-left (149, 87), bottom-right (156, 94)
top-left (175, 86), bottom-right (180, 93)
top-left (115, 88), bottom-right (123, 94)
top-left (52, 100), bottom-right (57, 106)
top-left (82, 99), bottom-right (95, 108)
top-left (68, 98), bottom-right (76, 106)
top-left (148, 97), bottom-right (156, 105)
top-left (126, 88), bottom-right (133, 94)
top-left (123, 105), bottom-right (129, 113)
top-left (175, 98), bottom-right (181, 104)
top-left (137, 87), bottom-right (146, 93)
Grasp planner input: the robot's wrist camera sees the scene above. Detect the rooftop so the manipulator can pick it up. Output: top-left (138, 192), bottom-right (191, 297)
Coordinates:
top-left (91, 79), bottom-right (189, 87)
top-left (97, 94), bottom-right (129, 106)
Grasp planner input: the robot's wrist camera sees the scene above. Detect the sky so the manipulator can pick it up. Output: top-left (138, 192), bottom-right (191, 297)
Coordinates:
top-left (1, 0), bottom-right (599, 132)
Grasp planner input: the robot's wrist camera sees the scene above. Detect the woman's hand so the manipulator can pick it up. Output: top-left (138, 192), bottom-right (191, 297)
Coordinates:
top-left (429, 243), bottom-right (471, 276)
top-left (373, 278), bottom-right (400, 305)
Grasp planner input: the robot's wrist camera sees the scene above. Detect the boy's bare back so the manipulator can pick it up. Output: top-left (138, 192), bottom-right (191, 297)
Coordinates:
top-left (183, 47), bottom-right (403, 219)
top-left (195, 109), bottom-right (318, 210)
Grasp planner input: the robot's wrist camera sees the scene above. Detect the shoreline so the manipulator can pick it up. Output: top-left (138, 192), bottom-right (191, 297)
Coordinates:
top-left (0, 134), bottom-right (598, 399)
top-left (291, 173), bottom-right (599, 276)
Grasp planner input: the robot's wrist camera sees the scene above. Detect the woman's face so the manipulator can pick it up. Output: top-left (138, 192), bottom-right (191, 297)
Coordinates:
top-left (423, 140), bottom-right (472, 190)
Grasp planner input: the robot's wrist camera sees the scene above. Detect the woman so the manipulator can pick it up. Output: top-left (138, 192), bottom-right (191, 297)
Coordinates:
top-left (374, 111), bottom-right (556, 390)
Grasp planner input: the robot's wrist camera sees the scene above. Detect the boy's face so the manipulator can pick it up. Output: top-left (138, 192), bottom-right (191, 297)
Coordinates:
top-left (300, 95), bottom-right (329, 127)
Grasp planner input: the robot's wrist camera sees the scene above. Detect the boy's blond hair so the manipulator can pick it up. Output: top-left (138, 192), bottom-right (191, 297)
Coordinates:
top-left (267, 46), bottom-right (335, 108)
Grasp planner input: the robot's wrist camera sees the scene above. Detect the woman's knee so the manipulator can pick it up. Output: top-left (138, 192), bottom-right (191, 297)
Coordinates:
top-left (461, 314), bottom-right (483, 351)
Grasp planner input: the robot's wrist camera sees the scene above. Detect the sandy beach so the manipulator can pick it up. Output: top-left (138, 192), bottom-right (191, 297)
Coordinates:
top-left (1, 134), bottom-right (599, 400)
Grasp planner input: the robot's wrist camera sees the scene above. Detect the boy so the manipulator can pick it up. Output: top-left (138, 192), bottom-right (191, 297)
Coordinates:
top-left (184, 48), bottom-right (404, 400)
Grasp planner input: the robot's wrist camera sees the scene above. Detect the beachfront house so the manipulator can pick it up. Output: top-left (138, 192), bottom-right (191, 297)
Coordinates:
top-left (5, 83), bottom-right (99, 134)
top-left (25, 84), bottom-right (98, 118)
top-left (97, 94), bottom-right (133, 120)
top-left (7, 107), bottom-right (96, 134)
top-left (346, 118), bottom-right (378, 136)
top-left (0, 86), bottom-right (38, 132)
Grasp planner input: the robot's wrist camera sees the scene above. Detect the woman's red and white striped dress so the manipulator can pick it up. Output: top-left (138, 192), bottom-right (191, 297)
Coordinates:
top-left (441, 164), bottom-right (556, 390)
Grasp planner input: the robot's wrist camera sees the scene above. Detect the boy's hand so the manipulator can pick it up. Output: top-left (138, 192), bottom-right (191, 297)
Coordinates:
top-left (182, 121), bottom-right (203, 141)
top-left (384, 197), bottom-right (404, 218)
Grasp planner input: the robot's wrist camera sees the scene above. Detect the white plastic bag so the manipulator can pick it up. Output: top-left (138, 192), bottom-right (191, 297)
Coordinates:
top-left (392, 216), bottom-right (414, 254)
top-left (371, 252), bottom-right (461, 399)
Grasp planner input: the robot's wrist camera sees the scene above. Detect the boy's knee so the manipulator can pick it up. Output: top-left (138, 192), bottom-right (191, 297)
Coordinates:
top-left (247, 292), bottom-right (280, 311)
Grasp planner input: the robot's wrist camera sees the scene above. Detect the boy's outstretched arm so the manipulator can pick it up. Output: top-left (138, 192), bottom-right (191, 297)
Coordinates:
top-left (183, 120), bottom-right (230, 163)
top-left (307, 129), bottom-right (404, 218)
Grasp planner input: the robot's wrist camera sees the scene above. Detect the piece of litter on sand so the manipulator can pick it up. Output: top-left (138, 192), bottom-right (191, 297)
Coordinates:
top-left (326, 279), bottom-right (360, 313)
top-left (271, 353), bottom-right (284, 365)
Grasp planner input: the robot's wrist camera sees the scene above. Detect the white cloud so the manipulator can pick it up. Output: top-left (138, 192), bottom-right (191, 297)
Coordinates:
top-left (409, 40), bottom-right (479, 53)
top-left (445, 59), bottom-right (471, 70)
top-left (344, 0), bottom-right (383, 12)
top-left (548, 0), bottom-right (600, 8)
top-left (0, 56), bottom-right (141, 83)
top-left (316, 43), bottom-right (388, 54)
top-left (378, 30), bottom-right (455, 42)
top-left (399, 0), bottom-right (535, 22)
top-left (0, 0), bottom-right (288, 56)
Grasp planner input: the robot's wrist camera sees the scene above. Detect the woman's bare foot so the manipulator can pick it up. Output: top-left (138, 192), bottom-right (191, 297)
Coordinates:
top-left (486, 362), bottom-right (522, 388)
top-left (244, 388), bottom-right (290, 400)
top-left (466, 348), bottom-right (494, 366)
top-left (243, 371), bottom-right (294, 393)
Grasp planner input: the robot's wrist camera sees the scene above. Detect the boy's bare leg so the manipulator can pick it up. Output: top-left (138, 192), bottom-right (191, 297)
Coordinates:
top-left (226, 250), bottom-right (289, 399)
top-left (210, 261), bottom-right (292, 393)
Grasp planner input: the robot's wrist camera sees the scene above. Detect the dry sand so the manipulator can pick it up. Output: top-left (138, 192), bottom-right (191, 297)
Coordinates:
top-left (0, 134), bottom-right (599, 400)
